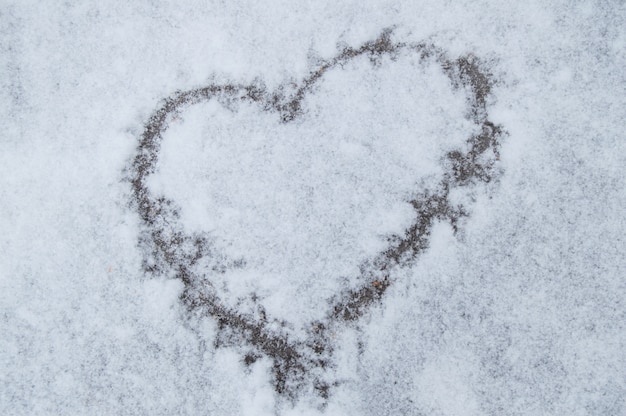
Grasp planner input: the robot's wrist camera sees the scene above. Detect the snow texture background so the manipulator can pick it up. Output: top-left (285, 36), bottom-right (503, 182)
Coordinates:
top-left (1, 1), bottom-right (625, 415)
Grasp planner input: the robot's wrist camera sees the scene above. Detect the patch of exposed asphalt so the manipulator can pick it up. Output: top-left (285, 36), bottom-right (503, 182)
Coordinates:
top-left (128, 28), bottom-right (506, 402)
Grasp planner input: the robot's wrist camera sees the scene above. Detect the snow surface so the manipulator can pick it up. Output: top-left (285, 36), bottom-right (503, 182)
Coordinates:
top-left (1, 1), bottom-right (625, 415)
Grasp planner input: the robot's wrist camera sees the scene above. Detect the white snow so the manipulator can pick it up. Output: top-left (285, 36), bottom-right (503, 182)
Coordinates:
top-left (1, 1), bottom-right (625, 415)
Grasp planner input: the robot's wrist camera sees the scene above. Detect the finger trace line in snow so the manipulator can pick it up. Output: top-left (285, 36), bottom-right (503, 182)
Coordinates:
top-left (128, 28), bottom-right (505, 401)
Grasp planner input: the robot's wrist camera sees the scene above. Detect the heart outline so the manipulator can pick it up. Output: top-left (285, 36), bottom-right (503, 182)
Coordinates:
top-left (129, 28), bottom-right (505, 401)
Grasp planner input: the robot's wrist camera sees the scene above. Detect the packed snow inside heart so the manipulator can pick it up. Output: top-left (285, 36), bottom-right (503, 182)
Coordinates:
top-left (148, 50), bottom-right (471, 325)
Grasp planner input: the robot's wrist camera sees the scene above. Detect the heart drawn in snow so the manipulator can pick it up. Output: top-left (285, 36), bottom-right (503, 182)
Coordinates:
top-left (129, 29), bottom-right (505, 402)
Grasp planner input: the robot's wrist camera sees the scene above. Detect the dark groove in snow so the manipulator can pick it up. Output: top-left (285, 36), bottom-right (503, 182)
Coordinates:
top-left (128, 28), bottom-right (505, 402)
